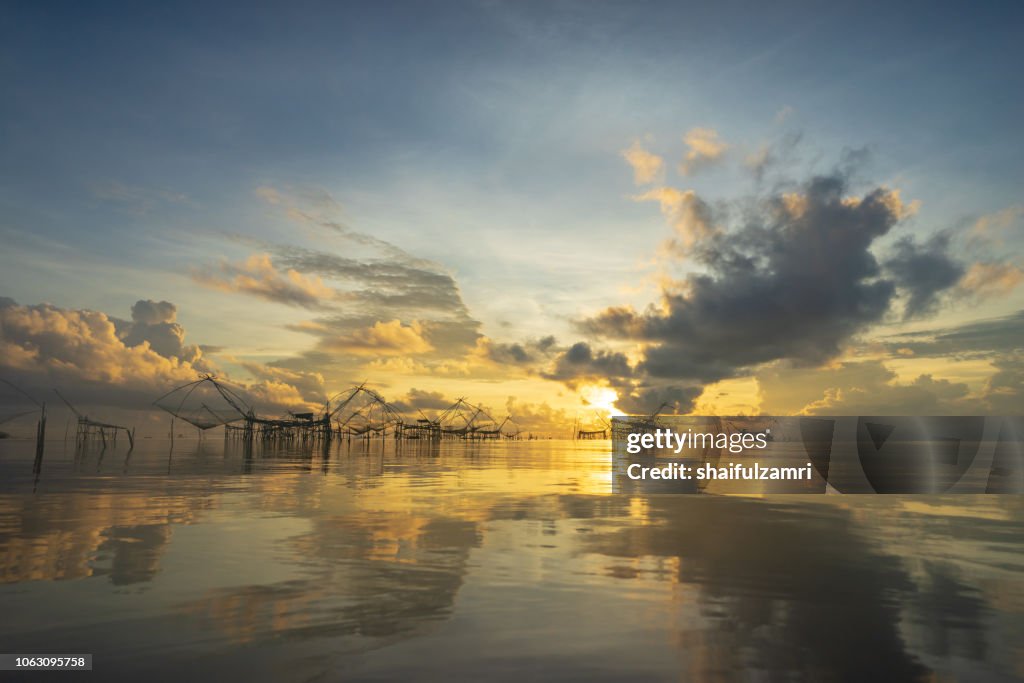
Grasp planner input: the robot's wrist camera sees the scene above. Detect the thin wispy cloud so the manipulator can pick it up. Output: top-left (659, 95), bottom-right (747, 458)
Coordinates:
top-left (622, 141), bottom-right (664, 185)
top-left (679, 127), bottom-right (728, 176)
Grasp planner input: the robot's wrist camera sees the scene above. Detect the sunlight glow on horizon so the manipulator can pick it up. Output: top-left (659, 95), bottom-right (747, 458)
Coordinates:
top-left (580, 385), bottom-right (620, 421)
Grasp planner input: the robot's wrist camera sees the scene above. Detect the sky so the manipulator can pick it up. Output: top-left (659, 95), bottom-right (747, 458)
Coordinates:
top-left (1, 0), bottom-right (1023, 434)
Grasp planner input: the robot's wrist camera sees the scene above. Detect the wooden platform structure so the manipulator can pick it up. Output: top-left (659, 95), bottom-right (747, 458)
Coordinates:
top-left (609, 403), bottom-right (671, 441)
top-left (330, 384), bottom-right (400, 437)
top-left (55, 388), bottom-right (134, 448)
top-left (574, 413), bottom-right (610, 440)
top-left (431, 398), bottom-right (512, 440)
top-left (155, 377), bottom-right (521, 444)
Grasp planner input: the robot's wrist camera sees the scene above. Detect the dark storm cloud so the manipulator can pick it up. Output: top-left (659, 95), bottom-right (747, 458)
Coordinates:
top-left (540, 341), bottom-right (702, 414)
top-left (485, 336), bottom-right (557, 365)
top-left (489, 342), bottom-right (530, 364)
top-left (578, 173), bottom-right (908, 384)
top-left (543, 342), bottom-right (633, 387)
top-left (614, 383), bottom-right (703, 416)
top-left (883, 232), bottom-right (965, 319)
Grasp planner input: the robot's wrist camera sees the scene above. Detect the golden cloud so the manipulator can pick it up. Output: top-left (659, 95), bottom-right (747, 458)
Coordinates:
top-left (634, 187), bottom-right (718, 254)
top-left (193, 253), bottom-right (334, 309)
top-left (679, 127), bottom-right (728, 175)
top-left (960, 262), bottom-right (1024, 298)
top-left (325, 319), bottom-right (433, 356)
top-left (0, 300), bottom-right (200, 387)
top-left (622, 141), bottom-right (664, 185)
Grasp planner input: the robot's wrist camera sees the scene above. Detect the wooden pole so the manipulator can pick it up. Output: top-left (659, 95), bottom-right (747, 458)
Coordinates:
top-left (33, 402), bottom-right (46, 473)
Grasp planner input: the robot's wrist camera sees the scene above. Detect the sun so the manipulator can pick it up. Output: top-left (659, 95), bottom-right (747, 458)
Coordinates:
top-left (580, 385), bottom-right (620, 420)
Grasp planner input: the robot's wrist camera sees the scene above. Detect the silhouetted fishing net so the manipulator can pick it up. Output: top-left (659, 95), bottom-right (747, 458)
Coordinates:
top-left (329, 385), bottom-right (401, 435)
top-left (153, 376), bottom-right (251, 430)
top-left (0, 379), bottom-right (42, 431)
top-left (437, 398), bottom-right (501, 435)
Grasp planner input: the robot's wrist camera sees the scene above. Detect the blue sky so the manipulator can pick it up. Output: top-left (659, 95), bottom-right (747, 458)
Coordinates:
top-left (1, 0), bottom-right (1022, 427)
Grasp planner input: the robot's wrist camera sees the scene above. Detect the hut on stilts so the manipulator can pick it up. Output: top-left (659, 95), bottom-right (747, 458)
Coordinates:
top-left (575, 412), bottom-right (611, 440)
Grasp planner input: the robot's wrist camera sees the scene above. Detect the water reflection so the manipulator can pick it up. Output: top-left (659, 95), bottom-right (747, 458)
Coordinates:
top-left (94, 524), bottom-right (173, 586)
top-left (0, 438), bottom-right (1021, 681)
top-left (910, 561), bottom-right (988, 661)
top-left (580, 497), bottom-right (927, 680)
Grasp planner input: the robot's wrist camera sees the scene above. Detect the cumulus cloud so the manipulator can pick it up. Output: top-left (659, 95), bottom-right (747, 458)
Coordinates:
top-left (290, 313), bottom-right (480, 367)
top-left (0, 298), bottom-right (329, 419)
top-left (193, 253), bottom-right (334, 309)
top-left (237, 361), bottom-right (327, 405)
top-left (534, 166), bottom-right (949, 413)
top-left (679, 127), bottom-right (728, 175)
top-left (390, 388), bottom-right (453, 416)
top-left (112, 300), bottom-right (203, 364)
top-left (758, 360), bottom-right (971, 415)
top-left (503, 396), bottom-right (576, 436)
top-left (581, 173), bottom-right (911, 385)
top-left (805, 372), bottom-right (971, 414)
top-left (244, 380), bottom-right (310, 412)
top-left (0, 298), bottom-right (206, 409)
top-left (759, 310), bottom-right (1024, 415)
top-left (622, 141), bottom-right (664, 184)
top-left (543, 342), bottom-right (633, 389)
top-left (322, 319), bottom-right (434, 356)
top-left (538, 340), bottom-right (701, 414)
top-left (634, 187), bottom-right (718, 254)
top-left (883, 233), bottom-right (965, 319)
top-left (128, 300), bottom-right (176, 325)
top-left (477, 335), bottom-right (558, 366)
top-left (981, 350), bottom-right (1024, 413)
top-left (614, 384), bottom-right (702, 416)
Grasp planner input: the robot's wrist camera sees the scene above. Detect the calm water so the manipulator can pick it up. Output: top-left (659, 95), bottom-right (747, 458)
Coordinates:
top-left (1, 437), bottom-right (1022, 682)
